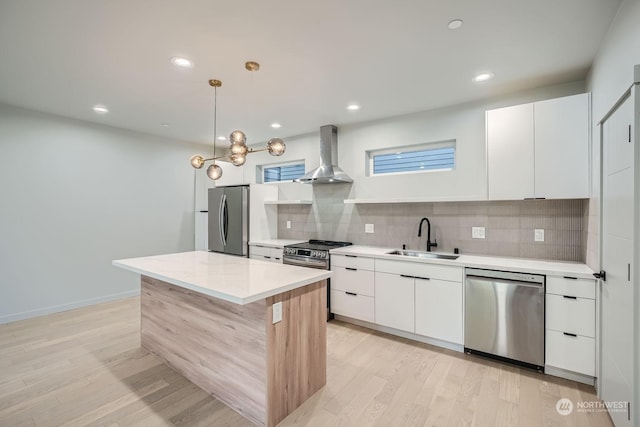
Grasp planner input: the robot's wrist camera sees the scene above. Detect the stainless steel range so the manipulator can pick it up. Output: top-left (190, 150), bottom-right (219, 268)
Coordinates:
top-left (283, 240), bottom-right (352, 319)
top-left (283, 240), bottom-right (352, 269)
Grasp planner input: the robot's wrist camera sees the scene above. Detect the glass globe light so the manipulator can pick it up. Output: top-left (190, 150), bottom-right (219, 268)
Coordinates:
top-left (190, 154), bottom-right (205, 169)
top-left (206, 163), bottom-right (223, 180)
top-left (230, 130), bottom-right (246, 144)
top-left (267, 138), bottom-right (286, 156)
top-left (230, 142), bottom-right (248, 155)
top-left (230, 153), bottom-right (247, 166)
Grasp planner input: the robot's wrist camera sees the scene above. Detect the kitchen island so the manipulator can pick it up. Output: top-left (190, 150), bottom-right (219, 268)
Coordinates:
top-left (113, 251), bottom-right (331, 427)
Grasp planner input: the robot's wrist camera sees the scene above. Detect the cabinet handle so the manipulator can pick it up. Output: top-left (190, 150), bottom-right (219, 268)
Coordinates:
top-left (562, 295), bottom-right (577, 300)
top-left (628, 264), bottom-right (631, 282)
top-left (263, 256), bottom-right (271, 259)
top-left (400, 274), bottom-right (415, 279)
top-left (345, 292), bottom-right (357, 296)
top-left (563, 332), bottom-right (577, 337)
top-left (199, 210), bottom-right (208, 213)
top-left (563, 276), bottom-right (577, 280)
top-left (345, 255), bottom-right (357, 258)
top-left (415, 276), bottom-right (431, 281)
top-left (345, 267), bottom-right (357, 271)
top-left (629, 124), bottom-right (632, 143)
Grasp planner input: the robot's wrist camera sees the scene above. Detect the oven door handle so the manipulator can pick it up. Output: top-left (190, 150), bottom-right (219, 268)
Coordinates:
top-left (283, 256), bottom-right (327, 269)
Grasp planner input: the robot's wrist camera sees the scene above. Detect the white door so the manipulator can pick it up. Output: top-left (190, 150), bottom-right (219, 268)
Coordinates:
top-left (601, 92), bottom-right (634, 426)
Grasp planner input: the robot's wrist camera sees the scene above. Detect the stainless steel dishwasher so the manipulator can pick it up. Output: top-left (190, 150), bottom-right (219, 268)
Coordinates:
top-left (464, 268), bottom-right (545, 371)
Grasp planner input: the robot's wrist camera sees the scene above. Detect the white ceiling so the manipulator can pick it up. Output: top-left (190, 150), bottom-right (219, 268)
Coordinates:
top-left (0, 0), bottom-right (621, 147)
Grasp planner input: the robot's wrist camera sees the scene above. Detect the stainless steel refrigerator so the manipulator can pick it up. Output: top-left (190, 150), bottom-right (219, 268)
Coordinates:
top-left (208, 185), bottom-right (249, 257)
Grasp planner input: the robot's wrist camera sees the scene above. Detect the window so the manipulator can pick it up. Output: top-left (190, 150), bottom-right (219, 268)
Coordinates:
top-left (261, 162), bottom-right (305, 183)
top-left (367, 141), bottom-right (455, 176)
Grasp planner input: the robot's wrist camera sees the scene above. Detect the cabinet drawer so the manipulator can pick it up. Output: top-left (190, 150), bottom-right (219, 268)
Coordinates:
top-left (376, 259), bottom-right (462, 282)
top-left (270, 248), bottom-right (283, 263)
top-left (332, 267), bottom-right (374, 296)
top-left (547, 276), bottom-right (595, 299)
top-left (331, 254), bottom-right (375, 270)
top-left (330, 290), bottom-right (374, 323)
top-left (250, 245), bottom-right (272, 258)
top-left (546, 330), bottom-right (595, 376)
top-left (546, 294), bottom-right (595, 337)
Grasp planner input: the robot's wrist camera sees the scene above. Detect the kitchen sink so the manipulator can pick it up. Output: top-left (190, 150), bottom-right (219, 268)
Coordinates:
top-left (386, 249), bottom-right (459, 260)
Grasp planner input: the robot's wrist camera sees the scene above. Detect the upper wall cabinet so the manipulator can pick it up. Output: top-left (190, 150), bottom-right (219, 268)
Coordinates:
top-left (487, 93), bottom-right (590, 200)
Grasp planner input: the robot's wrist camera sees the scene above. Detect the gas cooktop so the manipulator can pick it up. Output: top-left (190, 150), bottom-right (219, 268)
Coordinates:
top-left (285, 240), bottom-right (352, 251)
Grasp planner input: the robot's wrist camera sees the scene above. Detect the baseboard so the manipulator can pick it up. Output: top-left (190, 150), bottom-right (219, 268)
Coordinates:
top-left (0, 289), bottom-right (140, 325)
top-left (545, 365), bottom-right (596, 386)
top-left (332, 314), bottom-right (464, 353)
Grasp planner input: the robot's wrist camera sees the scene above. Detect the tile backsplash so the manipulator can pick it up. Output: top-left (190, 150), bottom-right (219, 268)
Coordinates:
top-left (277, 185), bottom-right (588, 262)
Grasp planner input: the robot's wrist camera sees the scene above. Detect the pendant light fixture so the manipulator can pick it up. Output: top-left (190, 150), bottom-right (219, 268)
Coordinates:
top-left (190, 61), bottom-right (286, 180)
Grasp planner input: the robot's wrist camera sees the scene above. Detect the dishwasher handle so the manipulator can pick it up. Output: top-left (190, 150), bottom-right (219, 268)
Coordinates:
top-left (466, 274), bottom-right (544, 289)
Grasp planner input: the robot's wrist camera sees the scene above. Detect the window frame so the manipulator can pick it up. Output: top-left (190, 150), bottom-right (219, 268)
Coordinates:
top-left (257, 160), bottom-right (306, 184)
top-left (366, 140), bottom-right (456, 177)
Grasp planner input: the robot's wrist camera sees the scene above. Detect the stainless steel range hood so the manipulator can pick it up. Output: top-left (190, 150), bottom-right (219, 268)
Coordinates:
top-left (294, 125), bottom-right (353, 184)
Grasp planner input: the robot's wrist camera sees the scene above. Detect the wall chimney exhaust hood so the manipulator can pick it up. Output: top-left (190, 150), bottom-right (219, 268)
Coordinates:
top-left (294, 125), bottom-right (353, 184)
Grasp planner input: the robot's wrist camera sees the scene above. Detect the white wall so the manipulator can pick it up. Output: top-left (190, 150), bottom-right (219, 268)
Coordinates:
top-left (242, 81), bottom-right (585, 202)
top-left (0, 104), bottom-right (200, 323)
top-left (585, 0), bottom-right (640, 270)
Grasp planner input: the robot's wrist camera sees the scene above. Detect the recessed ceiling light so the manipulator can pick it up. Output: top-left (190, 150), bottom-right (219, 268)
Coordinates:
top-left (170, 57), bottom-right (193, 68)
top-left (217, 136), bottom-right (227, 141)
top-left (92, 105), bottom-right (109, 114)
top-left (161, 123), bottom-right (169, 127)
top-left (270, 123), bottom-right (281, 129)
top-left (473, 72), bottom-right (494, 82)
top-left (347, 104), bottom-right (360, 111)
top-left (448, 19), bottom-right (463, 30)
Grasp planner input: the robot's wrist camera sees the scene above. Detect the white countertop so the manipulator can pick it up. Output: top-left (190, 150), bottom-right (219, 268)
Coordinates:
top-left (330, 245), bottom-right (595, 279)
top-left (249, 239), bottom-right (305, 248)
top-left (113, 251), bottom-right (331, 305)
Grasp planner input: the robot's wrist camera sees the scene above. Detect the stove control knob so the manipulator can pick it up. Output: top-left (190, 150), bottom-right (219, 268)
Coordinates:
top-left (319, 252), bottom-right (326, 258)
top-left (311, 251), bottom-right (318, 258)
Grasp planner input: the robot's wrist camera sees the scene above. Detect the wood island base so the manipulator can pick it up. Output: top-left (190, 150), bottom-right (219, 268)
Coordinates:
top-left (140, 275), bottom-right (327, 427)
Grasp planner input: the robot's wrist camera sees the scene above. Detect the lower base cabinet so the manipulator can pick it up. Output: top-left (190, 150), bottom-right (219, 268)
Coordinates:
top-left (374, 272), bottom-right (414, 332)
top-left (546, 330), bottom-right (596, 376)
top-left (330, 290), bottom-right (374, 323)
top-left (415, 279), bottom-right (463, 344)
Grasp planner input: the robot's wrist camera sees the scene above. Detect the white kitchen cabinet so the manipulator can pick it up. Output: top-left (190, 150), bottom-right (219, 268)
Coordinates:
top-left (331, 290), bottom-right (375, 323)
top-left (487, 93), bottom-right (590, 200)
top-left (249, 244), bottom-right (282, 263)
top-left (415, 279), bottom-right (463, 344)
top-left (545, 275), bottom-right (596, 378)
top-left (330, 254), bottom-right (376, 322)
top-left (374, 272), bottom-right (415, 332)
top-left (332, 267), bottom-right (375, 296)
top-left (487, 103), bottom-right (535, 200)
top-left (534, 94), bottom-right (589, 199)
top-left (546, 330), bottom-right (596, 377)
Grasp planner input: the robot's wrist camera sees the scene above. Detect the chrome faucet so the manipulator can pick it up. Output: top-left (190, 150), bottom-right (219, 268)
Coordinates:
top-left (418, 217), bottom-right (438, 252)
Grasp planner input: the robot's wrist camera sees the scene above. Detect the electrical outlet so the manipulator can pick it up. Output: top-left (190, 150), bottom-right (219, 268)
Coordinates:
top-left (365, 223), bottom-right (375, 233)
top-left (272, 302), bottom-right (282, 324)
top-left (534, 229), bottom-right (545, 242)
top-left (286, 220), bottom-right (291, 229)
top-left (472, 227), bottom-right (485, 239)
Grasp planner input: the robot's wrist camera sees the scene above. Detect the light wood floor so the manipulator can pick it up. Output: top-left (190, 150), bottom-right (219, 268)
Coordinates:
top-left (0, 297), bottom-right (613, 427)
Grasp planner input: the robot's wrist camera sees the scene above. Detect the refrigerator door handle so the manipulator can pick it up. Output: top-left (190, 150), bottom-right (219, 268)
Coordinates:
top-left (218, 194), bottom-right (227, 246)
top-left (223, 196), bottom-right (229, 245)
